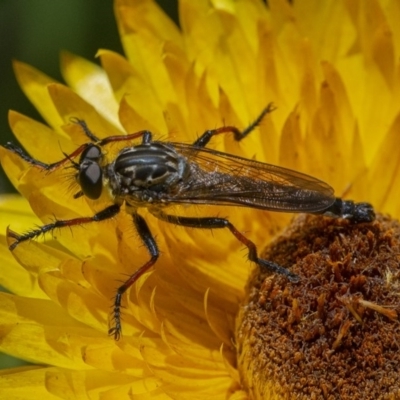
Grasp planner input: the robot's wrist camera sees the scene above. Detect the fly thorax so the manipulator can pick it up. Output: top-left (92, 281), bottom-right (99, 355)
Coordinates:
top-left (106, 142), bottom-right (189, 198)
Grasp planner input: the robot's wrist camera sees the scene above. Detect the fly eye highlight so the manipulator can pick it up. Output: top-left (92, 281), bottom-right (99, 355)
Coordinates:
top-left (78, 145), bottom-right (103, 200)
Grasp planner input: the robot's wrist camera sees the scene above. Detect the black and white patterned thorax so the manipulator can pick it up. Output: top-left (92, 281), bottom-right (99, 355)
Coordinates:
top-left (105, 142), bottom-right (190, 204)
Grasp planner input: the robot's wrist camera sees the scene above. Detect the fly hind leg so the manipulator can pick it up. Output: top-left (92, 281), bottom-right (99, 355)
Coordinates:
top-left (151, 210), bottom-right (299, 283)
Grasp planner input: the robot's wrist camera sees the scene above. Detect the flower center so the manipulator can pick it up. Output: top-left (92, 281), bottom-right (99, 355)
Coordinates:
top-left (236, 214), bottom-right (400, 399)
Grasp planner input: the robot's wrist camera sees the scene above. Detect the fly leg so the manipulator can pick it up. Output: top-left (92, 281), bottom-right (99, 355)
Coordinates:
top-left (4, 142), bottom-right (92, 171)
top-left (4, 123), bottom-right (155, 172)
top-left (8, 204), bottom-right (121, 250)
top-left (193, 103), bottom-right (276, 148)
top-left (109, 212), bottom-right (159, 340)
top-left (152, 211), bottom-right (299, 282)
top-left (71, 118), bottom-right (154, 145)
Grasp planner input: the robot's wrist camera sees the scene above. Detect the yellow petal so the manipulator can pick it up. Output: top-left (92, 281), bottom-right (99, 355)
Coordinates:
top-left (99, 49), bottom-right (168, 133)
top-left (0, 293), bottom-right (94, 367)
top-left (0, 366), bottom-right (61, 400)
top-left (47, 83), bottom-right (122, 138)
top-left (13, 61), bottom-right (63, 129)
top-left (60, 51), bottom-right (122, 129)
top-left (8, 111), bottom-right (74, 161)
top-left (0, 196), bottom-right (48, 298)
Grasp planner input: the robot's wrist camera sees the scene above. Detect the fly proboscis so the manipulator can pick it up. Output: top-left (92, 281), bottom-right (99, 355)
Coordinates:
top-left (3, 103), bottom-right (375, 340)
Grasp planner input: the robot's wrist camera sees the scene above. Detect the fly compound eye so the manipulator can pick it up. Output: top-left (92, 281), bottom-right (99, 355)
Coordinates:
top-left (77, 144), bottom-right (103, 199)
top-left (80, 144), bottom-right (102, 162)
top-left (79, 161), bottom-right (103, 199)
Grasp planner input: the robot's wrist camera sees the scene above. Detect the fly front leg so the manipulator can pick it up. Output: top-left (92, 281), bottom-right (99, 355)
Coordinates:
top-left (4, 141), bottom-right (91, 172)
top-left (8, 204), bottom-right (121, 250)
top-left (152, 210), bottom-right (299, 282)
top-left (71, 118), bottom-right (154, 146)
top-left (109, 212), bottom-right (159, 340)
top-left (192, 103), bottom-right (276, 148)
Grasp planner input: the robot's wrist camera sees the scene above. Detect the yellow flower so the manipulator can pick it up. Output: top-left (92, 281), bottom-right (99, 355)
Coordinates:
top-left (1, 0), bottom-right (399, 399)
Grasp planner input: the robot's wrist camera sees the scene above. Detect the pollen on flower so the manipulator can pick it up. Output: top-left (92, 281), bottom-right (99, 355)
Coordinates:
top-left (236, 214), bottom-right (400, 399)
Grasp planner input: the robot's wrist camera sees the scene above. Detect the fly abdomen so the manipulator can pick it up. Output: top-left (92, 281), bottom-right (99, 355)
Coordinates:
top-left (321, 198), bottom-right (375, 222)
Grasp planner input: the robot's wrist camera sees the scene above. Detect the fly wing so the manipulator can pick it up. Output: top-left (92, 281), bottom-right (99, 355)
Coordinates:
top-left (164, 142), bottom-right (335, 213)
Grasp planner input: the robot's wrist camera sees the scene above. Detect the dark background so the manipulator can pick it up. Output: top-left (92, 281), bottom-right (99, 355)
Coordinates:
top-left (0, 0), bottom-right (179, 194)
top-left (0, 0), bottom-right (178, 369)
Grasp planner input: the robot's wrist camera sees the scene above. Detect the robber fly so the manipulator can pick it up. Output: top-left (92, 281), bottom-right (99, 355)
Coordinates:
top-left (4, 103), bottom-right (375, 339)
